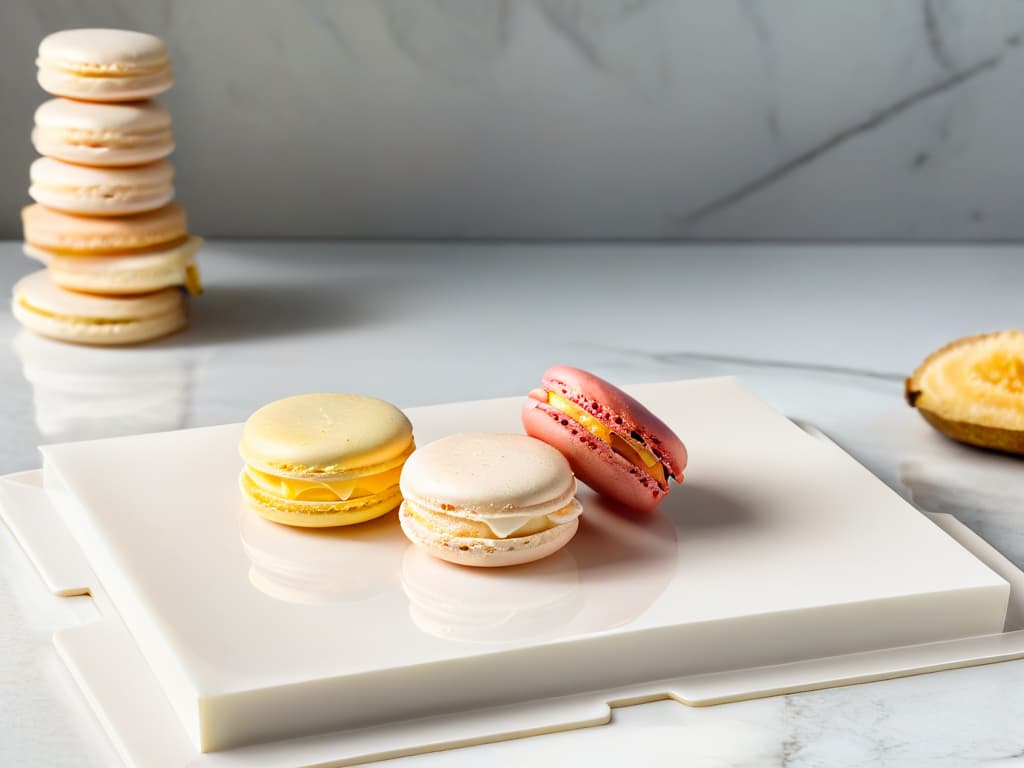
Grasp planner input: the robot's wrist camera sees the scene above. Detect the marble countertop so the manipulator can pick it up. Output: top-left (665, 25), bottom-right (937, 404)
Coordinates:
top-left (1, 240), bottom-right (1022, 766)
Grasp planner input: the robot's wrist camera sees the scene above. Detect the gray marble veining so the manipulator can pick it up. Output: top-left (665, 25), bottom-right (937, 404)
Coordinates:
top-left (2, 1), bottom-right (1024, 239)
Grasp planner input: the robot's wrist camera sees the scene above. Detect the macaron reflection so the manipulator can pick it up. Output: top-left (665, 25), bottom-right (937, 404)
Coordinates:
top-left (401, 494), bottom-right (679, 644)
top-left (13, 329), bottom-right (191, 442)
top-left (401, 545), bottom-right (584, 643)
top-left (240, 505), bottom-right (403, 606)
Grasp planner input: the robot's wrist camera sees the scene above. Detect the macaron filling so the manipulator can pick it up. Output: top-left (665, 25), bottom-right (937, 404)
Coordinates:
top-left (38, 60), bottom-right (170, 77)
top-left (403, 497), bottom-right (582, 540)
top-left (34, 181), bottom-right (170, 200)
top-left (242, 464), bottom-right (404, 503)
top-left (543, 391), bottom-right (670, 486)
top-left (16, 295), bottom-right (155, 327)
top-left (35, 125), bottom-right (174, 149)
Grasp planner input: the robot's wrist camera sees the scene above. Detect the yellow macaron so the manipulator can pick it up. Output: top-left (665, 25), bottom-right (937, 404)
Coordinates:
top-left (239, 393), bottom-right (415, 528)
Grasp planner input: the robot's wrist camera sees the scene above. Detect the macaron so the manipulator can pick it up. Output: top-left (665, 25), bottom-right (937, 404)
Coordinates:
top-left (239, 394), bottom-right (415, 528)
top-left (30, 157), bottom-right (174, 216)
top-left (399, 433), bottom-right (582, 567)
top-left (22, 203), bottom-right (187, 256)
top-left (12, 269), bottom-right (187, 346)
top-left (33, 98), bottom-right (174, 167)
top-left (26, 236), bottom-right (203, 296)
top-left (522, 365), bottom-right (687, 513)
top-left (36, 28), bottom-right (173, 101)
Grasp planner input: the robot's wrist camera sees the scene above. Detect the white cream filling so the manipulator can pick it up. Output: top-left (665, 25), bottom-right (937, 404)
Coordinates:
top-left (483, 499), bottom-right (583, 539)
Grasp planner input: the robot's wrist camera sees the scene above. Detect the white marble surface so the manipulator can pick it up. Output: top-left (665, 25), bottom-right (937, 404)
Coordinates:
top-left (1, 241), bottom-right (1024, 765)
top-left (3, 1), bottom-right (1024, 239)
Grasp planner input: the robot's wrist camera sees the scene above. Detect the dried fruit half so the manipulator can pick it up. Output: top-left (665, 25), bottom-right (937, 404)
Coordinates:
top-left (905, 330), bottom-right (1024, 455)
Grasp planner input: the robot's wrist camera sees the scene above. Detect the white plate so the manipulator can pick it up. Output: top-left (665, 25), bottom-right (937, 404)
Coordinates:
top-left (17, 377), bottom-right (1018, 759)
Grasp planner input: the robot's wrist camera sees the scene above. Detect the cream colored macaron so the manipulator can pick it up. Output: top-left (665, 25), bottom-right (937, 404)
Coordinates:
top-left (12, 269), bottom-right (187, 346)
top-left (22, 203), bottom-right (187, 256)
top-left (33, 98), bottom-right (174, 167)
top-left (30, 157), bottom-right (174, 216)
top-left (399, 433), bottom-right (582, 567)
top-left (25, 236), bottom-right (203, 296)
top-left (37, 28), bottom-right (173, 101)
top-left (239, 394), bottom-right (416, 528)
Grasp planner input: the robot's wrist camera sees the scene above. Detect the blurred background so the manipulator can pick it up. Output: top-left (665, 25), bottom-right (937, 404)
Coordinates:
top-left (1, 0), bottom-right (1023, 240)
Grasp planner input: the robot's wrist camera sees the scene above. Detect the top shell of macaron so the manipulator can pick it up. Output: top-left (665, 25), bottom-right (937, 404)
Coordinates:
top-left (240, 393), bottom-right (414, 479)
top-left (399, 432), bottom-right (577, 517)
top-left (35, 98), bottom-right (172, 132)
top-left (541, 365), bottom-right (687, 478)
top-left (38, 29), bottom-right (170, 75)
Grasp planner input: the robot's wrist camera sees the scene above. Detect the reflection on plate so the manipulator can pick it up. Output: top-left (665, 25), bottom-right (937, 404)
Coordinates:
top-left (13, 330), bottom-right (191, 442)
top-left (402, 546), bottom-right (583, 643)
top-left (401, 492), bottom-right (680, 643)
top-left (239, 506), bottom-right (403, 605)
top-left (564, 493), bottom-right (679, 633)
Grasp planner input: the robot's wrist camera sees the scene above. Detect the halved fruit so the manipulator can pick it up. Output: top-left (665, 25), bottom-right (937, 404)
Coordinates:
top-left (905, 330), bottom-right (1024, 455)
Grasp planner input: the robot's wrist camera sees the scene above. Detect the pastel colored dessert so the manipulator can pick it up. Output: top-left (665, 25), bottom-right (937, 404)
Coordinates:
top-left (22, 203), bottom-right (187, 256)
top-left (26, 236), bottom-right (203, 296)
top-left (12, 269), bottom-right (187, 346)
top-left (399, 433), bottom-right (582, 567)
top-left (239, 394), bottom-right (415, 528)
top-left (906, 330), bottom-right (1024, 455)
top-left (33, 98), bottom-right (174, 167)
top-left (522, 365), bottom-right (686, 513)
top-left (30, 157), bottom-right (174, 216)
top-left (36, 28), bottom-right (173, 101)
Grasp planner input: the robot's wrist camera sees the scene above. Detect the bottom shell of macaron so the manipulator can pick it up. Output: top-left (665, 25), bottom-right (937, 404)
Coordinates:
top-left (399, 503), bottom-right (579, 567)
top-left (239, 470), bottom-right (403, 528)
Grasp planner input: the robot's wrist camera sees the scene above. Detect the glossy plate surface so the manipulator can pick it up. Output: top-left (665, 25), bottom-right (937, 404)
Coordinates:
top-left (39, 377), bottom-right (1009, 752)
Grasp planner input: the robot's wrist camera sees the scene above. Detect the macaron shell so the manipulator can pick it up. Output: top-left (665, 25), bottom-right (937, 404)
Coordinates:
top-left (33, 98), bottom-right (174, 166)
top-left (29, 236), bottom-right (202, 295)
top-left (37, 29), bottom-right (172, 101)
top-left (12, 270), bottom-right (186, 346)
top-left (541, 365), bottom-right (687, 480)
top-left (37, 66), bottom-right (174, 101)
top-left (38, 29), bottom-right (170, 73)
top-left (29, 157), bottom-right (174, 216)
top-left (14, 268), bottom-right (184, 320)
top-left (22, 203), bottom-right (186, 255)
top-left (523, 398), bottom-right (667, 514)
top-left (13, 299), bottom-right (186, 346)
top-left (400, 503), bottom-right (579, 567)
top-left (240, 393), bottom-right (415, 478)
top-left (399, 433), bottom-right (577, 520)
top-left (239, 470), bottom-right (402, 528)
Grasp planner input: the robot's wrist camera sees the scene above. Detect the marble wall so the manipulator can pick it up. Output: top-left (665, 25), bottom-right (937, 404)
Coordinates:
top-left (2, 1), bottom-right (1023, 240)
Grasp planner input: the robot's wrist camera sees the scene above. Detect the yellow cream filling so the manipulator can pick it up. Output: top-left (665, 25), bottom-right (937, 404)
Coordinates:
top-left (547, 391), bottom-right (665, 481)
top-left (185, 263), bottom-right (203, 296)
top-left (17, 296), bottom-right (133, 325)
top-left (25, 235), bottom-right (191, 258)
top-left (41, 60), bottom-right (170, 78)
top-left (243, 465), bottom-right (403, 502)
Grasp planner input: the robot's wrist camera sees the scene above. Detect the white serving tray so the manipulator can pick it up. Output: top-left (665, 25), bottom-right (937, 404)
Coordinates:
top-left (3, 377), bottom-right (1024, 768)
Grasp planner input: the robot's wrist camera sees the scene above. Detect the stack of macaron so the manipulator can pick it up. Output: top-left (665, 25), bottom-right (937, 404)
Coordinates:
top-left (13, 28), bottom-right (201, 346)
top-left (239, 366), bottom-right (687, 570)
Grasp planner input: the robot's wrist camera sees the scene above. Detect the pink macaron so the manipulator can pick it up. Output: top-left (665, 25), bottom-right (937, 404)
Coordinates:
top-left (522, 365), bottom-right (687, 513)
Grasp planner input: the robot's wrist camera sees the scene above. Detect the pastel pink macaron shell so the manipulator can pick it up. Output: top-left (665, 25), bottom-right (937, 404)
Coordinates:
top-left (522, 399), bottom-right (667, 513)
top-left (522, 365), bottom-right (687, 513)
